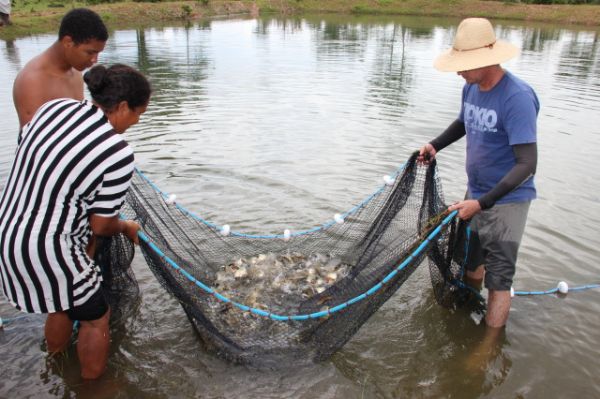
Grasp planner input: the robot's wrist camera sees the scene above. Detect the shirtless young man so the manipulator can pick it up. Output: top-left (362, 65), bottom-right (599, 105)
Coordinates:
top-left (13, 8), bottom-right (108, 128)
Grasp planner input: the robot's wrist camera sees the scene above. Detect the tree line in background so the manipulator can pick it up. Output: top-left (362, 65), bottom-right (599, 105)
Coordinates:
top-left (16, 0), bottom-right (600, 7)
top-left (9, 0), bottom-right (600, 12)
top-left (511, 0), bottom-right (600, 4)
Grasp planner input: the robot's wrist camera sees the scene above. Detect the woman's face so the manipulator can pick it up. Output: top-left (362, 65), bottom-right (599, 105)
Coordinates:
top-left (110, 101), bottom-right (148, 133)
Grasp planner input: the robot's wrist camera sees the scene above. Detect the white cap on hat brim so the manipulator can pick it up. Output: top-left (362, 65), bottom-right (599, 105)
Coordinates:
top-left (434, 40), bottom-right (519, 72)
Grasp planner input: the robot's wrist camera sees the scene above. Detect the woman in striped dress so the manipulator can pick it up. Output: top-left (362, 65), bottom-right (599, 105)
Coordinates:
top-left (0, 64), bottom-right (151, 379)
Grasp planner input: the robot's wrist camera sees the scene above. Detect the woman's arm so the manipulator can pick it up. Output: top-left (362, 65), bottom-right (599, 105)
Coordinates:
top-left (89, 214), bottom-right (140, 244)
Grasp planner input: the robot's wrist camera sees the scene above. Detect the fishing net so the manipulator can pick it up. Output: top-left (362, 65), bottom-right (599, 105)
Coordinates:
top-left (94, 234), bottom-right (140, 325)
top-left (102, 152), bottom-right (467, 367)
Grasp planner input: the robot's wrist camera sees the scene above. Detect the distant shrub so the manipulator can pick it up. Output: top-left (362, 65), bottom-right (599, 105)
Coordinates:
top-left (86, 0), bottom-right (127, 4)
top-left (352, 5), bottom-right (377, 13)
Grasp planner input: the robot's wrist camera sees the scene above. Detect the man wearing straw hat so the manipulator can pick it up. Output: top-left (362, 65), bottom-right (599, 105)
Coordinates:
top-left (419, 18), bottom-right (539, 329)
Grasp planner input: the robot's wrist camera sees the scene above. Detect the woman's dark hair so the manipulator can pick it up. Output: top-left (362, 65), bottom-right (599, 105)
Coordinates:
top-left (58, 8), bottom-right (108, 44)
top-left (84, 64), bottom-right (151, 111)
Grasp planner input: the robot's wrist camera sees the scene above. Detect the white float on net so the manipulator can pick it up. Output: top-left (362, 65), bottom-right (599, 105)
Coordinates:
top-left (557, 281), bottom-right (569, 294)
top-left (383, 175), bottom-right (395, 186)
top-left (165, 194), bottom-right (177, 205)
top-left (220, 224), bottom-right (231, 236)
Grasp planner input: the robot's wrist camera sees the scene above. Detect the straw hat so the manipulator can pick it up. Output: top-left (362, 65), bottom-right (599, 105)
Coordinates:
top-left (434, 18), bottom-right (519, 72)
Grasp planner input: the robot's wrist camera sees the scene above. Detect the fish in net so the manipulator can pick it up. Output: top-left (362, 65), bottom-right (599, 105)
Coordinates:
top-left (99, 152), bottom-right (471, 367)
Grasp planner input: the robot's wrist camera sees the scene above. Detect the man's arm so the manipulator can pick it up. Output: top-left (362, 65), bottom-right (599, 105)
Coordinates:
top-left (449, 143), bottom-right (537, 219)
top-left (477, 142), bottom-right (537, 209)
top-left (430, 119), bottom-right (466, 152)
top-left (13, 70), bottom-right (57, 128)
top-left (419, 119), bottom-right (466, 162)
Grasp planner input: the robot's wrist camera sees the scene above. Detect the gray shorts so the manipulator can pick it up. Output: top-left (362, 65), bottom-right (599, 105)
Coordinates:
top-left (463, 200), bottom-right (531, 291)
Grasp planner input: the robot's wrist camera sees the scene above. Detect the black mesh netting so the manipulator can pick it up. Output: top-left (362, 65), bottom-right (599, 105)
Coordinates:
top-left (99, 152), bottom-right (470, 367)
top-left (94, 234), bottom-right (140, 325)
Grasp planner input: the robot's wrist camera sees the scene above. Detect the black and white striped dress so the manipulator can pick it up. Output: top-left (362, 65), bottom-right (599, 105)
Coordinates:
top-left (0, 98), bottom-right (134, 314)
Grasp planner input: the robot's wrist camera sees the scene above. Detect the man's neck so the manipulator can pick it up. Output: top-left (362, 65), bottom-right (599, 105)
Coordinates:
top-left (45, 41), bottom-right (74, 73)
top-left (478, 65), bottom-right (505, 92)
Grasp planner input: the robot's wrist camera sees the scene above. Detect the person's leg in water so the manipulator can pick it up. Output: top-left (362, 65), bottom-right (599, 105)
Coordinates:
top-left (45, 309), bottom-right (111, 379)
top-left (63, 288), bottom-right (111, 379)
top-left (77, 308), bottom-right (111, 379)
top-left (45, 311), bottom-right (74, 353)
top-left (486, 289), bottom-right (511, 328)
top-left (466, 264), bottom-right (484, 291)
top-left (44, 237), bottom-right (101, 354)
top-left (464, 264), bottom-right (511, 370)
top-left (466, 265), bottom-right (511, 326)
top-left (465, 202), bottom-right (530, 370)
top-left (465, 317), bottom-right (507, 373)
top-left (479, 201), bottom-right (530, 328)
top-left (464, 266), bottom-right (510, 371)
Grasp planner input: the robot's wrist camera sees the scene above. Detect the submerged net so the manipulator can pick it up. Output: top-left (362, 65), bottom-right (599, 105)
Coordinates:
top-left (94, 234), bottom-right (140, 325)
top-left (109, 152), bottom-right (466, 367)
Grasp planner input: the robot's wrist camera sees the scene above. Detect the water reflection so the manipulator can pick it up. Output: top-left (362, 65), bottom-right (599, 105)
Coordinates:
top-left (366, 24), bottom-right (413, 117)
top-left (134, 27), bottom-right (211, 124)
top-left (256, 16), bottom-right (304, 35)
top-left (333, 290), bottom-right (512, 398)
top-left (3, 39), bottom-right (21, 71)
top-left (521, 27), bottom-right (561, 53)
top-left (556, 31), bottom-right (599, 79)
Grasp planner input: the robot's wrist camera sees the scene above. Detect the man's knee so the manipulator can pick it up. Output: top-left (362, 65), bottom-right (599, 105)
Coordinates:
top-left (484, 269), bottom-right (513, 291)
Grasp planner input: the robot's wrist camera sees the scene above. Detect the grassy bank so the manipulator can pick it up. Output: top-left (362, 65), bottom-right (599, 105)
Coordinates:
top-left (1, 0), bottom-right (599, 40)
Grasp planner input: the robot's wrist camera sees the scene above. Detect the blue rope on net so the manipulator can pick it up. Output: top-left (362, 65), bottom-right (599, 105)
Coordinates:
top-left (0, 314), bottom-right (79, 330)
top-left (136, 210), bottom-right (459, 321)
top-left (0, 314), bottom-right (42, 328)
top-left (134, 163), bottom-right (406, 239)
top-left (448, 221), bottom-right (599, 299)
top-left (514, 283), bottom-right (600, 296)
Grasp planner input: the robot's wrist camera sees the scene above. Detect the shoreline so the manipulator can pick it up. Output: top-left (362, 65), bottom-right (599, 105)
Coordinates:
top-left (1, 0), bottom-right (599, 41)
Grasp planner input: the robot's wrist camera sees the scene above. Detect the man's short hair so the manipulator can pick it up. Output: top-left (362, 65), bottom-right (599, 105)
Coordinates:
top-left (58, 8), bottom-right (108, 44)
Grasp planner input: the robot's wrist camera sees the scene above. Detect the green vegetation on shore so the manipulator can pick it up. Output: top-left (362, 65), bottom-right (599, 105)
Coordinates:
top-left (1, 0), bottom-right (599, 40)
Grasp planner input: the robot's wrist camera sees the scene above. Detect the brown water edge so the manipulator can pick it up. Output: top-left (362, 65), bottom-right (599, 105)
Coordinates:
top-left (1, 0), bottom-right (599, 41)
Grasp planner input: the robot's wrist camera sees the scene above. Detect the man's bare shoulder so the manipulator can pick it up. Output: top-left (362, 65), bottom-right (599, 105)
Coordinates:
top-left (16, 51), bottom-right (82, 82)
top-left (13, 51), bottom-right (84, 127)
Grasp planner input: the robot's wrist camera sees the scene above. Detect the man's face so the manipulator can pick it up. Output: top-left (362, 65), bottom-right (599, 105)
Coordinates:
top-left (457, 67), bottom-right (488, 85)
top-left (64, 37), bottom-right (106, 71)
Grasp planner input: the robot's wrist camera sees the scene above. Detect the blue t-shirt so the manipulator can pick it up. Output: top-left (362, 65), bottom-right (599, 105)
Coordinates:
top-left (459, 70), bottom-right (539, 204)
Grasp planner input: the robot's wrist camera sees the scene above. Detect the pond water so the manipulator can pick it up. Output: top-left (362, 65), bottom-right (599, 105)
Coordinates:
top-left (1, 14), bottom-right (600, 398)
